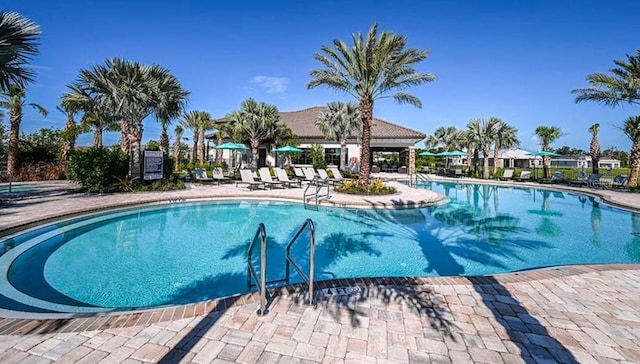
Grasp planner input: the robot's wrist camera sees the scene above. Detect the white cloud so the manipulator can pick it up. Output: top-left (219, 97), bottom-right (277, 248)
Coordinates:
top-left (250, 76), bottom-right (289, 93)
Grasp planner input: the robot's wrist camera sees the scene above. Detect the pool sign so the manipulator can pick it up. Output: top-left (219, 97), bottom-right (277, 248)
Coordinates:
top-left (143, 151), bottom-right (163, 180)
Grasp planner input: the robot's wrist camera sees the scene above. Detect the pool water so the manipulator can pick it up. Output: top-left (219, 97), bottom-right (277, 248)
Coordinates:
top-left (1, 182), bottom-right (639, 312)
top-left (0, 183), bottom-right (59, 193)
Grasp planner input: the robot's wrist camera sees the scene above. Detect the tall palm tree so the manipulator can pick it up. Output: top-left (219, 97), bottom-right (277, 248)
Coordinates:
top-left (622, 116), bottom-right (640, 187)
top-left (80, 103), bottom-right (120, 148)
top-left (58, 95), bottom-right (83, 162)
top-left (228, 98), bottom-right (282, 169)
top-left (467, 117), bottom-right (501, 179)
top-left (572, 49), bottom-right (640, 185)
top-left (588, 123), bottom-right (601, 174)
top-left (535, 126), bottom-right (562, 179)
top-left (73, 58), bottom-right (188, 177)
top-left (425, 126), bottom-right (462, 151)
top-left (173, 124), bottom-right (183, 171)
top-left (211, 119), bottom-right (232, 165)
top-left (492, 122), bottom-right (519, 174)
top-left (0, 12), bottom-right (41, 92)
top-left (196, 112), bottom-right (212, 164)
top-left (179, 111), bottom-right (204, 163)
top-left (316, 101), bottom-right (360, 171)
top-left (0, 84), bottom-right (47, 176)
top-left (308, 23), bottom-right (435, 185)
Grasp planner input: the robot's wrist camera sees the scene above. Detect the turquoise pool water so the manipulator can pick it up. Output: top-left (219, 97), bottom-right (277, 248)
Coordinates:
top-left (1, 182), bottom-right (639, 313)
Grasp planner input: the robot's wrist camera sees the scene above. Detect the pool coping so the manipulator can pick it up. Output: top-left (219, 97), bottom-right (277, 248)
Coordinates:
top-left (0, 263), bottom-right (637, 335)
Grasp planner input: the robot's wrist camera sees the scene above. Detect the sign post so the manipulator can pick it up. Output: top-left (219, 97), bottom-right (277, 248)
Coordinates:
top-left (143, 151), bottom-right (163, 181)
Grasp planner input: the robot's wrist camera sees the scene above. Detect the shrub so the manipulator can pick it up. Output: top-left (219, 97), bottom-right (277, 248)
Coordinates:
top-left (12, 161), bottom-right (66, 181)
top-left (67, 147), bottom-right (129, 192)
top-left (309, 144), bottom-right (326, 170)
top-left (334, 178), bottom-right (397, 195)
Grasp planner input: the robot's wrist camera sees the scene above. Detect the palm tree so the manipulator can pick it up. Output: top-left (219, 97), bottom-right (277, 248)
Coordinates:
top-left (588, 123), bottom-right (601, 174)
top-left (73, 58), bottom-right (188, 177)
top-left (179, 111), bottom-right (204, 163)
top-left (492, 122), bottom-right (519, 174)
top-left (0, 84), bottom-right (47, 176)
top-left (80, 103), bottom-right (120, 148)
top-left (211, 119), bottom-right (233, 165)
top-left (534, 126), bottom-right (562, 179)
top-left (425, 126), bottom-right (462, 151)
top-left (58, 95), bottom-right (83, 162)
top-left (228, 98), bottom-right (282, 169)
top-left (622, 116), bottom-right (640, 187)
top-left (467, 118), bottom-right (501, 179)
top-left (0, 12), bottom-right (41, 92)
top-left (572, 49), bottom-right (640, 185)
top-left (308, 23), bottom-right (435, 185)
top-left (196, 112), bottom-right (212, 164)
top-left (173, 124), bottom-right (183, 171)
top-left (316, 101), bottom-right (360, 171)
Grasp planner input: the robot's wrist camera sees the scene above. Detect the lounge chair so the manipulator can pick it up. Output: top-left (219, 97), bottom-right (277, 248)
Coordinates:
top-left (258, 167), bottom-right (284, 189)
top-left (499, 169), bottom-right (514, 181)
top-left (293, 167), bottom-right (306, 180)
top-left (274, 167), bottom-right (302, 188)
top-left (327, 167), bottom-right (352, 183)
top-left (302, 167), bottom-right (319, 184)
top-left (551, 171), bottom-right (564, 183)
top-left (571, 170), bottom-right (588, 185)
top-left (516, 171), bottom-right (531, 181)
top-left (236, 169), bottom-right (265, 190)
top-left (586, 173), bottom-right (600, 188)
top-left (317, 169), bottom-right (338, 185)
top-left (212, 167), bottom-right (230, 185)
top-left (194, 168), bottom-right (213, 183)
top-left (612, 175), bottom-right (629, 188)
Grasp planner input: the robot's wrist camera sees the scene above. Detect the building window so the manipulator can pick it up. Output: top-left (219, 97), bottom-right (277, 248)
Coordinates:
top-left (293, 149), bottom-right (313, 165)
top-left (324, 148), bottom-right (344, 166)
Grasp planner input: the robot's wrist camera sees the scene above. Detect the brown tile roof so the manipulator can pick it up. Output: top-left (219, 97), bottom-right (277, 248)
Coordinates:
top-left (279, 106), bottom-right (426, 140)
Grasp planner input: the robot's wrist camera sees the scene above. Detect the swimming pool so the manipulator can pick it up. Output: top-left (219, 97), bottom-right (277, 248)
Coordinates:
top-left (0, 183), bottom-right (61, 193)
top-left (1, 182), bottom-right (639, 313)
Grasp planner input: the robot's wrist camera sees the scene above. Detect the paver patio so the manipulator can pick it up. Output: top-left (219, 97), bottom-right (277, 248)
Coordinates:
top-left (1, 175), bottom-right (640, 363)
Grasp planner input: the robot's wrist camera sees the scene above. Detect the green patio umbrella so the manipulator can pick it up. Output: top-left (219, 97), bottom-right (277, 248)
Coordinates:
top-left (418, 151), bottom-right (437, 156)
top-left (436, 150), bottom-right (466, 168)
top-left (214, 142), bottom-right (249, 151)
top-left (273, 145), bottom-right (303, 153)
top-left (526, 151), bottom-right (560, 178)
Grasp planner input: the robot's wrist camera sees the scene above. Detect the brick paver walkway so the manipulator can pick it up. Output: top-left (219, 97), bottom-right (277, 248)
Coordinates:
top-left (1, 177), bottom-right (640, 363)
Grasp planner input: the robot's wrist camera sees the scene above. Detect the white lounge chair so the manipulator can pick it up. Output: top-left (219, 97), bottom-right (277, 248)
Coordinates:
top-left (327, 167), bottom-right (352, 183)
top-left (212, 167), bottom-right (230, 185)
top-left (194, 168), bottom-right (213, 183)
top-left (499, 169), bottom-right (514, 180)
top-left (516, 171), bottom-right (531, 181)
top-left (274, 167), bottom-right (302, 188)
top-left (317, 169), bottom-right (337, 185)
top-left (587, 173), bottom-right (600, 188)
top-left (302, 167), bottom-right (318, 184)
top-left (612, 175), bottom-right (629, 188)
top-left (258, 168), bottom-right (284, 189)
top-left (236, 169), bottom-right (265, 190)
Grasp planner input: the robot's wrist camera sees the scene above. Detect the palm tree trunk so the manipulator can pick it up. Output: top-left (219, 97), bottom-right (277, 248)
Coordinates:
top-left (120, 118), bottom-right (129, 152)
top-left (543, 156), bottom-right (550, 179)
top-left (127, 120), bottom-right (143, 179)
top-left (466, 150), bottom-right (472, 171)
top-left (216, 135), bottom-right (223, 164)
top-left (493, 146), bottom-right (500, 175)
top-left (483, 148), bottom-right (490, 179)
top-left (629, 140), bottom-right (640, 188)
top-left (159, 123), bottom-right (170, 154)
top-left (93, 129), bottom-right (103, 148)
top-left (251, 139), bottom-right (259, 169)
top-left (197, 130), bottom-right (205, 164)
top-left (192, 140), bottom-right (198, 164)
top-left (340, 140), bottom-right (347, 171)
top-left (173, 141), bottom-right (181, 171)
top-left (359, 98), bottom-right (373, 185)
top-left (6, 108), bottom-right (21, 177)
top-left (60, 116), bottom-right (76, 162)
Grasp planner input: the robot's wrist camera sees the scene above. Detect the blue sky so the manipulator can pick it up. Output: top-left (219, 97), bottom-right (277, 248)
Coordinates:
top-left (3, 0), bottom-right (640, 152)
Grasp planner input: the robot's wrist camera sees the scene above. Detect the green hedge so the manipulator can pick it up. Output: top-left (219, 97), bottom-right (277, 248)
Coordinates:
top-left (67, 148), bottom-right (129, 192)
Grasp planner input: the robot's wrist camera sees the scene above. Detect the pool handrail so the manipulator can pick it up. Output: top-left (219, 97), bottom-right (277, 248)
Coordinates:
top-left (285, 218), bottom-right (316, 305)
top-left (246, 223), bottom-right (268, 315)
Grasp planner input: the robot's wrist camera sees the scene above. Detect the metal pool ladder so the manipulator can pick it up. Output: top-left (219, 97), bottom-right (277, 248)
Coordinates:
top-left (285, 218), bottom-right (316, 305)
top-left (303, 176), bottom-right (330, 210)
top-left (247, 219), bottom-right (317, 315)
top-left (409, 172), bottom-right (432, 188)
